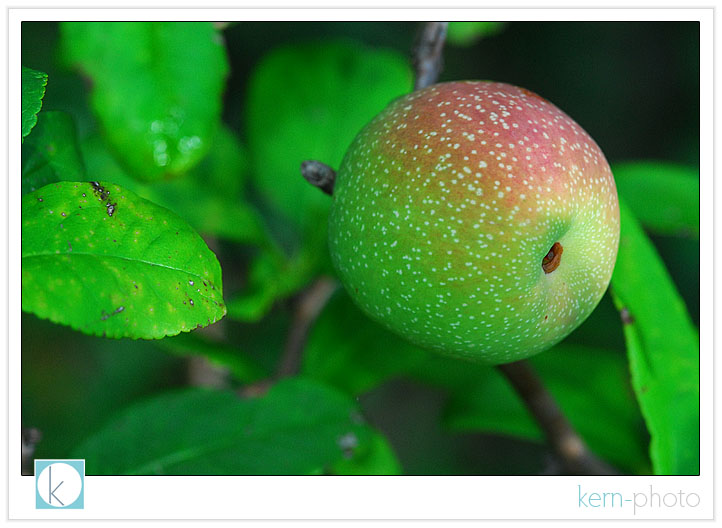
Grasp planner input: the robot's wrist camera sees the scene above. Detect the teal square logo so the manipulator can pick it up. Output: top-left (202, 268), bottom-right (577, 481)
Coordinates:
top-left (35, 460), bottom-right (84, 509)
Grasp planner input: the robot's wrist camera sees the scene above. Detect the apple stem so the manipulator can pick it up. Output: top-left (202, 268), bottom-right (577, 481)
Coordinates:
top-left (497, 360), bottom-right (620, 475)
top-left (413, 22), bottom-right (449, 90)
top-left (301, 160), bottom-right (336, 196)
top-left (299, 21), bottom-right (450, 196)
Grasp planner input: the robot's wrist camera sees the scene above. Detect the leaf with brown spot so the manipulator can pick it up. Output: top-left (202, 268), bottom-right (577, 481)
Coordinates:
top-left (22, 181), bottom-right (226, 339)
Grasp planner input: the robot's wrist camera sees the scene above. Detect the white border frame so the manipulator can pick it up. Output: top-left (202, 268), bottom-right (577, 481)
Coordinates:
top-left (6, 5), bottom-right (714, 521)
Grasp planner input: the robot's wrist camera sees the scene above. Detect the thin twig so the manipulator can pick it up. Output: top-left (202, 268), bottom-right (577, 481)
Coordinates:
top-left (299, 22), bottom-right (449, 197)
top-left (277, 277), bottom-right (338, 378)
top-left (187, 356), bottom-right (230, 389)
top-left (186, 236), bottom-right (232, 389)
top-left (497, 360), bottom-right (619, 475)
top-left (237, 278), bottom-right (337, 399)
top-left (413, 22), bottom-right (449, 90)
top-left (301, 160), bottom-right (336, 196)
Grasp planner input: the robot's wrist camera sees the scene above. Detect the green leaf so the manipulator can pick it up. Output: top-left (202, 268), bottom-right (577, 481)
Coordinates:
top-left (60, 22), bottom-right (229, 181)
top-left (440, 345), bottom-right (650, 474)
top-left (225, 248), bottom-right (317, 323)
top-left (302, 289), bottom-right (429, 396)
top-left (73, 378), bottom-right (374, 475)
top-left (611, 201), bottom-right (699, 475)
top-left (429, 359), bottom-right (534, 438)
top-left (21, 66), bottom-right (48, 141)
top-left (612, 161), bottom-right (699, 238)
top-left (22, 312), bottom-right (186, 459)
top-left (332, 431), bottom-right (403, 475)
top-left (191, 123), bottom-right (250, 196)
top-left (22, 181), bottom-right (226, 339)
top-left (22, 111), bottom-right (85, 195)
top-left (246, 39), bottom-right (413, 237)
top-left (156, 332), bottom-right (266, 384)
top-left (145, 182), bottom-right (267, 247)
top-left (446, 22), bottom-right (507, 46)
top-left (81, 129), bottom-right (268, 245)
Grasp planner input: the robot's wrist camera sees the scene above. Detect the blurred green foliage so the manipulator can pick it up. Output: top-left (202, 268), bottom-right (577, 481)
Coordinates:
top-left (246, 39), bottom-right (412, 240)
top-left (21, 66), bottom-right (47, 140)
top-left (303, 289), bottom-right (429, 396)
top-left (73, 378), bottom-right (378, 475)
top-left (612, 162), bottom-right (699, 238)
top-left (60, 22), bottom-right (229, 180)
top-left (81, 128), bottom-right (268, 246)
top-left (22, 110), bottom-right (85, 194)
top-left (447, 22), bottom-right (507, 46)
top-left (21, 21), bottom-right (699, 476)
top-left (437, 344), bottom-right (651, 474)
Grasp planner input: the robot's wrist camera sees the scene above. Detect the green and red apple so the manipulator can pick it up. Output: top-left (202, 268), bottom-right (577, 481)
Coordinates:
top-left (328, 81), bottom-right (620, 364)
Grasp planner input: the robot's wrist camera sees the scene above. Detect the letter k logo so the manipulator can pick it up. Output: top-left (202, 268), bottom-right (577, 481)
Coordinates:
top-left (36, 461), bottom-right (84, 509)
top-left (48, 465), bottom-right (65, 506)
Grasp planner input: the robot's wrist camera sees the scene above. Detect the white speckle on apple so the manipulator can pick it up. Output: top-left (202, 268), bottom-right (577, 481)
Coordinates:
top-left (329, 81), bottom-right (620, 364)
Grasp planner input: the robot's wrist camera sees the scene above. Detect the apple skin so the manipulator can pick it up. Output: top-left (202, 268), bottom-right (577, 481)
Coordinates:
top-left (328, 81), bottom-right (620, 364)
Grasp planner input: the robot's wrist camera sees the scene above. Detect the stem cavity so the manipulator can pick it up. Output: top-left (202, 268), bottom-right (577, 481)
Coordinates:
top-left (542, 242), bottom-right (563, 274)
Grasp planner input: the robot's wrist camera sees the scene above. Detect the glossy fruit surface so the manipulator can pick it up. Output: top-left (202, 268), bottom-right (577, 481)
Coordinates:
top-left (328, 81), bottom-right (620, 364)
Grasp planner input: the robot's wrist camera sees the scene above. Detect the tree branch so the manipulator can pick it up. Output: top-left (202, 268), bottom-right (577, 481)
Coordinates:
top-left (413, 22), bottom-right (449, 90)
top-left (239, 278), bottom-right (338, 399)
top-left (277, 277), bottom-right (338, 378)
top-left (497, 360), bottom-right (619, 475)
